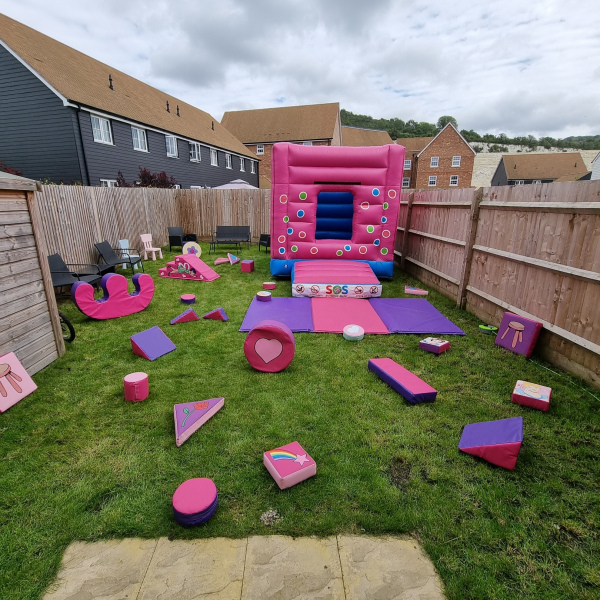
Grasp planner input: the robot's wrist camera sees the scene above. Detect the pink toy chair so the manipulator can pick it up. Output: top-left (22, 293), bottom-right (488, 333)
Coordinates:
top-left (140, 234), bottom-right (163, 261)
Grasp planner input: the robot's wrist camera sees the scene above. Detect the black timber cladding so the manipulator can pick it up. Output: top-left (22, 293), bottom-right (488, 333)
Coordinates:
top-left (0, 44), bottom-right (84, 184)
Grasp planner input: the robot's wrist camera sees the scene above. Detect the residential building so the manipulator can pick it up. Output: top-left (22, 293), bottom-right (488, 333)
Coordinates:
top-left (221, 103), bottom-right (342, 188)
top-left (397, 124), bottom-right (475, 189)
top-left (341, 126), bottom-right (393, 146)
top-left (0, 13), bottom-right (258, 187)
top-left (590, 153), bottom-right (600, 181)
top-left (491, 152), bottom-right (589, 186)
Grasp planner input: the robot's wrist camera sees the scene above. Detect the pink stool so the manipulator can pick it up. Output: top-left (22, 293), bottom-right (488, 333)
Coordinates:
top-left (124, 372), bottom-right (149, 402)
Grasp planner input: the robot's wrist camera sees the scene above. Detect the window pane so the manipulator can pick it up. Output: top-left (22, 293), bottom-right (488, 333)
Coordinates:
top-left (430, 156), bottom-right (439, 167)
top-left (428, 176), bottom-right (437, 186)
top-left (257, 144), bottom-right (264, 155)
top-left (404, 159), bottom-right (411, 169)
top-left (91, 116), bottom-right (102, 141)
top-left (251, 161), bottom-right (256, 174)
top-left (211, 149), bottom-right (218, 166)
top-left (240, 158), bottom-right (245, 171)
top-left (452, 156), bottom-right (461, 167)
top-left (402, 177), bottom-right (410, 187)
top-left (226, 154), bottom-right (232, 168)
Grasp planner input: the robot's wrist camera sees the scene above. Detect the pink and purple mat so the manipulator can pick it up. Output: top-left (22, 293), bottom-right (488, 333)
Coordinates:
top-left (239, 297), bottom-right (464, 335)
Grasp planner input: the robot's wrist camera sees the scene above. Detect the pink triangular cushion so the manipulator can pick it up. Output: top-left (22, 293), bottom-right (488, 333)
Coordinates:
top-left (174, 398), bottom-right (224, 447)
top-left (203, 308), bottom-right (228, 321)
top-left (171, 309), bottom-right (199, 324)
top-left (228, 253), bottom-right (240, 265)
top-left (460, 441), bottom-right (522, 470)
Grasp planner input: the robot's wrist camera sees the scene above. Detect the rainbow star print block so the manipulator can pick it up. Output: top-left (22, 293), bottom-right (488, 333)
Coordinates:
top-left (263, 441), bottom-right (316, 490)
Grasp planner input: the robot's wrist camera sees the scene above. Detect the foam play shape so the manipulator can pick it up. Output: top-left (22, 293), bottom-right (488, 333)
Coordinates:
top-left (172, 478), bottom-right (218, 525)
top-left (228, 253), bottom-right (240, 265)
top-left (131, 326), bottom-right (176, 361)
top-left (240, 298), bottom-right (314, 332)
top-left (171, 308), bottom-right (200, 325)
top-left (214, 257), bottom-right (229, 265)
top-left (512, 380), bottom-right (552, 412)
top-left (72, 273), bottom-right (154, 320)
top-left (263, 441), bottom-right (316, 489)
top-left (270, 143), bottom-right (404, 279)
top-left (182, 241), bottom-right (202, 256)
top-left (368, 358), bottom-right (437, 404)
top-left (263, 282), bottom-right (277, 290)
top-left (241, 259), bottom-right (255, 273)
top-left (405, 286), bottom-right (428, 296)
top-left (257, 291), bottom-right (271, 302)
top-left (343, 324), bottom-right (364, 341)
top-left (174, 398), bottom-right (224, 447)
top-left (495, 312), bottom-right (542, 357)
top-left (181, 294), bottom-right (196, 304)
top-left (203, 308), bottom-right (228, 321)
top-left (311, 298), bottom-right (388, 334)
top-left (159, 255), bottom-right (219, 281)
top-left (0, 352), bottom-right (37, 413)
top-left (419, 337), bottom-right (450, 354)
top-left (124, 372), bottom-right (149, 402)
top-left (292, 260), bottom-right (381, 298)
top-left (244, 320), bottom-right (295, 372)
top-left (458, 417), bottom-right (523, 470)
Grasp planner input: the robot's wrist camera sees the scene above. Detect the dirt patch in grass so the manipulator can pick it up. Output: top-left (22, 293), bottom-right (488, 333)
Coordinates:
top-left (387, 457), bottom-right (411, 490)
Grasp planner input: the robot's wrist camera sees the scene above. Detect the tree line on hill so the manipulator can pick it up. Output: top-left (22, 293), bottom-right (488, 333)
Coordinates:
top-left (340, 109), bottom-right (600, 150)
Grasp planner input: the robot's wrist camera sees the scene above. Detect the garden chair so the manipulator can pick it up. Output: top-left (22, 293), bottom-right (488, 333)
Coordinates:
top-left (47, 253), bottom-right (102, 292)
top-left (168, 227), bottom-right (198, 251)
top-left (258, 234), bottom-right (271, 252)
top-left (95, 240), bottom-right (143, 275)
top-left (140, 233), bottom-right (163, 260)
top-left (118, 239), bottom-right (142, 271)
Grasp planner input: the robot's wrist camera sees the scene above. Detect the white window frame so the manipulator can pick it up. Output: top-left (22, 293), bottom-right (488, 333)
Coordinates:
top-left (225, 153), bottom-right (232, 169)
top-left (302, 141), bottom-right (313, 146)
top-left (404, 159), bottom-right (411, 169)
top-left (100, 179), bottom-right (117, 187)
top-left (452, 155), bottom-right (461, 167)
top-left (165, 135), bottom-right (178, 158)
top-left (210, 149), bottom-right (218, 166)
top-left (189, 142), bottom-right (201, 162)
top-left (256, 144), bottom-right (264, 155)
top-left (533, 179), bottom-right (541, 184)
top-left (430, 156), bottom-right (439, 167)
top-left (251, 161), bottom-right (256, 174)
top-left (173, 184), bottom-right (181, 189)
top-left (428, 176), bottom-right (437, 186)
top-left (450, 175), bottom-right (459, 186)
top-left (514, 180), bottom-right (524, 185)
top-left (91, 115), bottom-right (113, 145)
top-left (190, 186), bottom-right (203, 189)
top-left (240, 157), bottom-right (245, 172)
top-left (131, 127), bottom-right (148, 152)
top-left (402, 177), bottom-right (410, 188)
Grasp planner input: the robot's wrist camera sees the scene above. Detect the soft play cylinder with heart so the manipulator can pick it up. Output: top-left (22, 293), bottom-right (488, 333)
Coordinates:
top-left (244, 320), bottom-right (295, 373)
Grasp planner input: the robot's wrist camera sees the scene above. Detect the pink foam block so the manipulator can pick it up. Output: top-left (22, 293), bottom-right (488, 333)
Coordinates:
top-left (228, 253), bottom-right (240, 265)
top-left (405, 286), bottom-right (428, 296)
top-left (263, 441), bottom-right (316, 489)
top-left (244, 320), bottom-right (295, 373)
top-left (174, 398), bottom-right (224, 446)
top-left (214, 257), bottom-right (229, 265)
top-left (495, 312), bottom-right (542, 358)
top-left (203, 308), bottom-right (228, 321)
top-left (419, 337), bottom-right (450, 354)
top-left (72, 273), bottom-right (154, 320)
top-left (131, 326), bottom-right (177, 361)
top-left (171, 309), bottom-right (200, 324)
top-left (241, 259), bottom-right (254, 273)
top-left (181, 294), bottom-right (196, 304)
top-left (124, 372), bottom-right (149, 402)
top-left (263, 282), bottom-right (277, 290)
top-left (512, 380), bottom-right (551, 412)
top-left (368, 358), bottom-right (437, 404)
top-left (0, 352), bottom-right (37, 413)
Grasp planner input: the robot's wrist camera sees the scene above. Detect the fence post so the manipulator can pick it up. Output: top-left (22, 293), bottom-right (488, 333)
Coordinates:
top-left (400, 191), bottom-right (414, 270)
top-left (456, 187), bottom-right (483, 309)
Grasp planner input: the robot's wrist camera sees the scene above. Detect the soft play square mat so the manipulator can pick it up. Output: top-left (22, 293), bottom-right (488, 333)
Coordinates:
top-left (311, 298), bottom-right (389, 334)
top-left (239, 297), bottom-right (314, 332)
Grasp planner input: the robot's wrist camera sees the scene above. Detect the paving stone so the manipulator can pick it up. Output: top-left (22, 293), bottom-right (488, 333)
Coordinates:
top-left (337, 535), bottom-right (446, 600)
top-left (242, 535), bottom-right (344, 600)
top-left (137, 537), bottom-right (246, 600)
top-left (43, 538), bottom-right (157, 600)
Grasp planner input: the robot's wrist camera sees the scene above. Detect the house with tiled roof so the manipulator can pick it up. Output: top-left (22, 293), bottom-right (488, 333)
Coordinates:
top-left (398, 124), bottom-right (475, 189)
top-left (341, 126), bottom-right (393, 146)
top-left (491, 152), bottom-right (589, 186)
top-left (221, 103), bottom-right (341, 188)
top-left (0, 13), bottom-right (258, 187)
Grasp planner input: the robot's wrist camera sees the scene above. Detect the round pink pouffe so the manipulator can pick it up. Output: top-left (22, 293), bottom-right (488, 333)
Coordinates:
top-left (123, 372), bottom-right (149, 402)
top-left (172, 478), bottom-right (218, 526)
top-left (181, 294), bottom-right (196, 304)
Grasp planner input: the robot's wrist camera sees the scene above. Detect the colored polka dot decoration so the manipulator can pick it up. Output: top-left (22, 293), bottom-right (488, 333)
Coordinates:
top-left (344, 245), bottom-right (351, 251)
top-left (367, 225), bottom-right (375, 234)
top-left (374, 239), bottom-right (381, 246)
top-left (372, 188), bottom-right (380, 196)
top-left (383, 202), bottom-right (389, 210)
top-left (381, 217), bottom-right (388, 224)
top-left (297, 210), bottom-right (305, 218)
top-left (382, 230), bottom-right (391, 238)
top-left (381, 248), bottom-right (389, 255)
top-left (283, 216), bottom-right (289, 223)
top-left (388, 190), bottom-right (397, 198)
top-left (287, 227), bottom-right (293, 235)
top-left (291, 245), bottom-right (298, 252)
top-left (299, 231), bottom-right (306, 239)
top-left (310, 247), bottom-right (318, 254)
top-left (336, 250), bottom-right (343, 256)
top-left (299, 192), bottom-right (307, 200)
top-left (359, 246), bottom-right (367, 254)
top-left (361, 202), bottom-right (370, 210)
top-left (280, 194), bottom-right (288, 204)
top-left (279, 247), bottom-right (285, 254)
top-left (278, 235), bottom-right (286, 243)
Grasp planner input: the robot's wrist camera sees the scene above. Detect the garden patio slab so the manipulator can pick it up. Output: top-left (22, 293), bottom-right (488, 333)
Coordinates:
top-left (43, 535), bottom-right (446, 599)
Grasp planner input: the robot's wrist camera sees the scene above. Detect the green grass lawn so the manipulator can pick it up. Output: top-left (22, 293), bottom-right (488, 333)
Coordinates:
top-left (1, 246), bottom-right (599, 599)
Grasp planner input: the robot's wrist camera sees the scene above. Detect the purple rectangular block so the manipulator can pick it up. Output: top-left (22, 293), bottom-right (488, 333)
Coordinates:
top-left (239, 297), bottom-right (314, 332)
top-left (458, 417), bottom-right (523, 449)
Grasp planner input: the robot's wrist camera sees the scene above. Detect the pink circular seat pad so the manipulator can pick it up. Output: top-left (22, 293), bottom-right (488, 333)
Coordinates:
top-left (172, 478), bottom-right (217, 515)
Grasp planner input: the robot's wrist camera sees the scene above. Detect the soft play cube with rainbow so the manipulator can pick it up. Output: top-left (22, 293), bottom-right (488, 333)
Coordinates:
top-left (263, 441), bottom-right (316, 489)
top-left (512, 380), bottom-right (551, 412)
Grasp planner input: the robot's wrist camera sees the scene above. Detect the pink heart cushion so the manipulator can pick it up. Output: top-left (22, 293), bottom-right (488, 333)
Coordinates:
top-left (244, 320), bottom-right (295, 373)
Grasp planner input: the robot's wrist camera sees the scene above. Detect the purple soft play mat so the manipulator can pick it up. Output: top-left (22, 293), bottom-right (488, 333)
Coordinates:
top-left (239, 297), bottom-right (314, 332)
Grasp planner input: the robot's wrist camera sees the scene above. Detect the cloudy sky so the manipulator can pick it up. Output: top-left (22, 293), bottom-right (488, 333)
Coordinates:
top-left (3, 0), bottom-right (599, 138)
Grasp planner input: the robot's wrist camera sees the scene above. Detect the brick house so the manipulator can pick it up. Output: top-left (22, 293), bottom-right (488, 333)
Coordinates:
top-left (491, 152), bottom-right (589, 186)
top-left (341, 126), bottom-right (393, 146)
top-left (221, 103), bottom-right (342, 188)
top-left (398, 124), bottom-right (475, 189)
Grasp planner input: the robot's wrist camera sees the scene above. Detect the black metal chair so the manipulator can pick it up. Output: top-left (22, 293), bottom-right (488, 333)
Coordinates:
top-left (48, 253), bottom-right (102, 292)
top-left (168, 227), bottom-right (198, 251)
top-left (95, 241), bottom-right (144, 275)
top-left (258, 234), bottom-right (271, 252)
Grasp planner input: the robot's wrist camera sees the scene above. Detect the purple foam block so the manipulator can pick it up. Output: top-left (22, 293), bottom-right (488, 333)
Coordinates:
top-left (131, 326), bottom-right (177, 361)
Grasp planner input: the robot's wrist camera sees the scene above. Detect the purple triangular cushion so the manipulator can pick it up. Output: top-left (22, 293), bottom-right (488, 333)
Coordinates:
top-left (174, 398), bottom-right (224, 447)
top-left (131, 326), bottom-right (176, 361)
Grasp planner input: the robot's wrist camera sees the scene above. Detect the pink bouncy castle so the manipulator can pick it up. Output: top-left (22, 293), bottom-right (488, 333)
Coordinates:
top-left (270, 143), bottom-right (405, 280)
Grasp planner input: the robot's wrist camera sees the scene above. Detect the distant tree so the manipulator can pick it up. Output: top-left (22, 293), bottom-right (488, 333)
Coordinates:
top-left (117, 167), bottom-right (178, 188)
top-left (436, 115), bottom-right (458, 130)
top-left (488, 144), bottom-right (509, 153)
top-left (0, 160), bottom-right (22, 176)
top-left (460, 129), bottom-right (482, 142)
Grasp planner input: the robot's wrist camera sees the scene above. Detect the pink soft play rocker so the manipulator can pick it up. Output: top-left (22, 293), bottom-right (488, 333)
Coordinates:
top-left (72, 273), bottom-right (154, 320)
top-left (244, 320), bottom-right (295, 372)
top-left (263, 441), bottom-right (316, 489)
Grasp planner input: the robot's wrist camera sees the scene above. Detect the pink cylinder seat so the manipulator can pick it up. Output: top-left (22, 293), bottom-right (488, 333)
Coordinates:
top-left (172, 478), bottom-right (218, 526)
top-left (244, 320), bottom-right (295, 373)
top-left (124, 372), bottom-right (149, 402)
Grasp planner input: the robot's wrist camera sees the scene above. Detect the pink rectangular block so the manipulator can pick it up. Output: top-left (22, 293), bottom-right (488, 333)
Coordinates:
top-left (512, 380), bottom-right (551, 412)
top-left (0, 352), bottom-right (37, 413)
top-left (368, 358), bottom-right (437, 404)
top-left (419, 337), bottom-right (450, 354)
top-left (241, 259), bottom-right (254, 272)
top-left (263, 441), bottom-right (316, 489)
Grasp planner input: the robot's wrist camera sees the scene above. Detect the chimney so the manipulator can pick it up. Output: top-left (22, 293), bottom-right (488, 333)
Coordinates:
top-left (212, 121), bottom-right (214, 130)
top-left (166, 101), bottom-right (170, 113)
top-left (109, 74), bottom-right (113, 90)
top-left (177, 105), bottom-right (180, 117)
